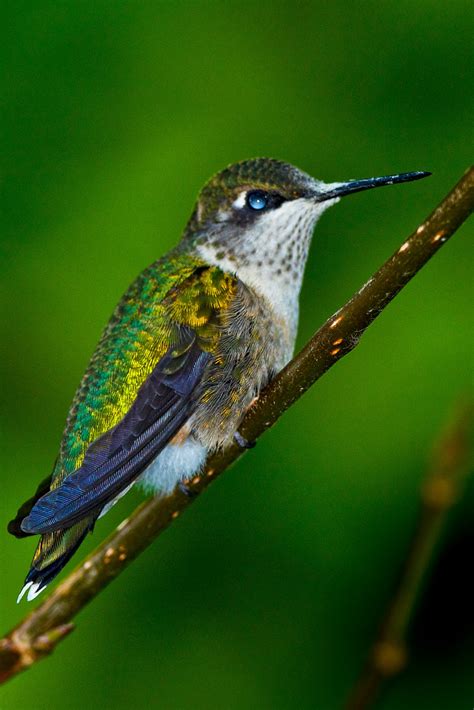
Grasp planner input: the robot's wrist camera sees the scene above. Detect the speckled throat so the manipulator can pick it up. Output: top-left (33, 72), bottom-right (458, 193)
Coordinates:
top-left (190, 197), bottom-right (334, 345)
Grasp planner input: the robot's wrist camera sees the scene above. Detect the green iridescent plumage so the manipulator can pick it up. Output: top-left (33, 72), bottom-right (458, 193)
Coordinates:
top-left (27, 253), bottom-right (240, 577)
top-left (60, 252), bottom-right (221, 479)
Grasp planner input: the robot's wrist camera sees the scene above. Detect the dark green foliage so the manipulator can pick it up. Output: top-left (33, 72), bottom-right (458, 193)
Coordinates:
top-left (1, 2), bottom-right (472, 708)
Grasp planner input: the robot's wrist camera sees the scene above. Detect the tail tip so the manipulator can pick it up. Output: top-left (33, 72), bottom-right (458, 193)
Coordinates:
top-left (16, 580), bottom-right (47, 604)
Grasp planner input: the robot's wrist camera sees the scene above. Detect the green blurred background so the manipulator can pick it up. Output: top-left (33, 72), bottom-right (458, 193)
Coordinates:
top-left (1, 2), bottom-right (473, 708)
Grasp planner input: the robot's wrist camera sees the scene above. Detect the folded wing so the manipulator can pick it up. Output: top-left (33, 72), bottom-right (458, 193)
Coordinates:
top-left (21, 328), bottom-right (210, 534)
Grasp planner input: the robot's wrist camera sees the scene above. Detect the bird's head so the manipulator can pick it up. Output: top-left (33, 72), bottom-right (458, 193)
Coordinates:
top-left (181, 158), bottom-right (429, 320)
top-left (185, 158), bottom-right (323, 238)
top-left (184, 157), bottom-right (428, 252)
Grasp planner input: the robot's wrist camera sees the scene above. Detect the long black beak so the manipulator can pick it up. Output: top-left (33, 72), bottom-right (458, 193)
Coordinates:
top-left (318, 171), bottom-right (431, 202)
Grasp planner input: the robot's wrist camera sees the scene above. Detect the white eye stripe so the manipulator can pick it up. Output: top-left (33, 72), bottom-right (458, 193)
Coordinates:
top-left (232, 191), bottom-right (248, 209)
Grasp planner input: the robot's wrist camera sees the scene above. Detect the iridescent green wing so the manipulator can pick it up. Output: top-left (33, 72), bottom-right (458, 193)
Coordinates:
top-left (19, 258), bottom-right (238, 533)
top-left (57, 251), bottom-right (202, 484)
top-left (9, 252), bottom-right (198, 538)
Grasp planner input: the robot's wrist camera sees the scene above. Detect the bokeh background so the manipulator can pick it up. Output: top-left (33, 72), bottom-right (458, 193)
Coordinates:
top-left (1, 2), bottom-right (473, 708)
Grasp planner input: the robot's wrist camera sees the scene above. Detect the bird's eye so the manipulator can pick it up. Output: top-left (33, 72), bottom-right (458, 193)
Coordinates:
top-left (246, 190), bottom-right (268, 210)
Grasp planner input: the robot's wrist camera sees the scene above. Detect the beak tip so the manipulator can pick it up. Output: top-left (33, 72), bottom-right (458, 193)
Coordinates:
top-left (317, 169), bottom-right (432, 202)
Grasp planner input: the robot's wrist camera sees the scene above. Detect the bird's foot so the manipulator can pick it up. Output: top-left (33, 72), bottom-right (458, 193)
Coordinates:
top-left (234, 431), bottom-right (256, 450)
top-left (178, 481), bottom-right (198, 498)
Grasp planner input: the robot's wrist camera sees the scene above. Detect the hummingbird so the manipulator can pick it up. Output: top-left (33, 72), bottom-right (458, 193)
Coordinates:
top-left (9, 158), bottom-right (430, 602)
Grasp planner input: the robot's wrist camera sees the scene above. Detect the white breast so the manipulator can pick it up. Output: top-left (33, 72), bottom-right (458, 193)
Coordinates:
top-left (139, 438), bottom-right (207, 496)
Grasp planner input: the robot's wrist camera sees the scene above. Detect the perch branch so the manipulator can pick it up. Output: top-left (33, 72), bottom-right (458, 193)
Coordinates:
top-left (1, 167), bottom-right (472, 685)
top-left (345, 400), bottom-right (473, 710)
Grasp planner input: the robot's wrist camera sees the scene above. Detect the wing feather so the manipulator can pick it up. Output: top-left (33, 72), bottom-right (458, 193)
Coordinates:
top-left (21, 330), bottom-right (210, 534)
top-left (11, 262), bottom-right (238, 596)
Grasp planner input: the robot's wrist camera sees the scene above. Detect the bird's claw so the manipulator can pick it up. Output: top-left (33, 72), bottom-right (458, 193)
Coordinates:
top-left (178, 481), bottom-right (198, 498)
top-left (234, 431), bottom-right (256, 449)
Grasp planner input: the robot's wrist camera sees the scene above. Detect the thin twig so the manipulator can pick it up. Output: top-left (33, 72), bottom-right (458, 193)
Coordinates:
top-left (1, 167), bottom-right (472, 685)
top-left (345, 400), bottom-right (473, 710)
